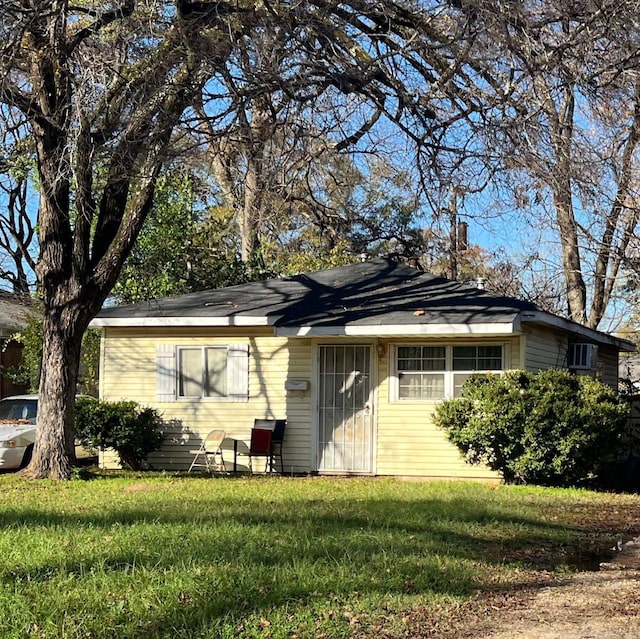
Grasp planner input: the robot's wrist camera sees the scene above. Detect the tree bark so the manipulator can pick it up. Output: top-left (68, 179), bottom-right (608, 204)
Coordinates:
top-left (547, 70), bottom-right (587, 325)
top-left (241, 152), bottom-right (264, 261)
top-left (552, 181), bottom-right (587, 325)
top-left (21, 305), bottom-right (87, 479)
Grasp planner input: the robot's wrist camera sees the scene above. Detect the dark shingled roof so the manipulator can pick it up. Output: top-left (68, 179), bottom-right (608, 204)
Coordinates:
top-left (96, 257), bottom-right (539, 327)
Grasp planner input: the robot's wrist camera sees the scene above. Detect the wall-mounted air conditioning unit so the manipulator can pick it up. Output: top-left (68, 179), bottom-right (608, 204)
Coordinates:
top-left (568, 343), bottom-right (598, 370)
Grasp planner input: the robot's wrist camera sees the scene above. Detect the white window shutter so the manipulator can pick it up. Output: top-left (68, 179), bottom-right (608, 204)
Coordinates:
top-left (156, 344), bottom-right (176, 402)
top-left (227, 343), bottom-right (249, 402)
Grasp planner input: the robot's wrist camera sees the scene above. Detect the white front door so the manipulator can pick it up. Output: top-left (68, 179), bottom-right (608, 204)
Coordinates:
top-left (317, 344), bottom-right (373, 473)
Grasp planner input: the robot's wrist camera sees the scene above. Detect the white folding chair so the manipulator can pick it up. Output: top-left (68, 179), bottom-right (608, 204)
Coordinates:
top-left (189, 429), bottom-right (226, 473)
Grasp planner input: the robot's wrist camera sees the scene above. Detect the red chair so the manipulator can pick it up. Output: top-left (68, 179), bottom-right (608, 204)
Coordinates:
top-left (249, 428), bottom-right (273, 473)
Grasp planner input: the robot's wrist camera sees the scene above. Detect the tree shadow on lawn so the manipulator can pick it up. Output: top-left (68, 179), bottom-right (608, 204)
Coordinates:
top-left (0, 493), bottom-right (611, 637)
top-left (0, 494), bottom-right (601, 574)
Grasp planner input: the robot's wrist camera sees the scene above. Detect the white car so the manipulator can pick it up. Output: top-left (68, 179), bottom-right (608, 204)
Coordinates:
top-left (0, 395), bottom-right (38, 469)
top-left (0, 394), bottom-right (96, 470)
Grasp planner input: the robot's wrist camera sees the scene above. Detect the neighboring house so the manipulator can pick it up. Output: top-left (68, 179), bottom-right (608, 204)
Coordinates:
top-left (620, 353), bottom-right (640, 392)
top-left (0, 292), bottom-right (29, 398)
top-left (90, 258), bottom-right (634, 479)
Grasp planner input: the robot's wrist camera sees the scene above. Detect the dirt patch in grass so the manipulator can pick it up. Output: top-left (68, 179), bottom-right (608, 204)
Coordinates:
top-left (367, 557), bottom-right (640, 639)
top-left (420, 566), bottom-right (640, 639)
top-left (362, 498), bottom-right (640, 639)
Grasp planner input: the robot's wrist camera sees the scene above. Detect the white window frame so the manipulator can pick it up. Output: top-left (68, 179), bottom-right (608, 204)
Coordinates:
top-left (390, 342), bottom-right (507, 402)
top-left (156, 343), bottom-right (249, 403)
top-left (567, 343), bottom-right (598, 370)
top-left (395, 344), bottom-right (447, 401)
top-left (177, 346), bottom-right (228, 399)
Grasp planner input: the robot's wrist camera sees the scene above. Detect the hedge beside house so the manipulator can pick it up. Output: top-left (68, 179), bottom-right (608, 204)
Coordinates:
top-left (75, 398), bottom-right (165, 470)
top-left (434, 369), bottom-right (629, 487)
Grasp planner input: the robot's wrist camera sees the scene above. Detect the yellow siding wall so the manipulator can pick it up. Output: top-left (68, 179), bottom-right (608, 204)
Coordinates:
top-left (523, 325), bottom-right (568, 371)
top-left (100, 325), bottom-right (621, 478)
top-left (522, 325), bottom-right (620, 389)
top-left (100, 330), bottom-right (521, 478)
top-left (598, 346), bottom-right (620, 388)
top-left (374, 337), bottom-right (521, 479)
top-left (100, 328), bottom-right (313, 473)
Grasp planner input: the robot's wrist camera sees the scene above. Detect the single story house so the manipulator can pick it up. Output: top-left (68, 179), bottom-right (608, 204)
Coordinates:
top-left (620, 353), bottom-right (640, 392)
top-left (90, 257), bottom-right (634, 478)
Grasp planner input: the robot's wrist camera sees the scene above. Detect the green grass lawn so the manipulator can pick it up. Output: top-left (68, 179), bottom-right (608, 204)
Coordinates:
top-left (0, 473), bottom-right (638, 639)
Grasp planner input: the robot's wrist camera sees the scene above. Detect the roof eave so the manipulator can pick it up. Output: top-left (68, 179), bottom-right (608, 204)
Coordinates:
top-left (90, 315), bottom-right (521, 337)
top-left (274, 322), bottom-right (519, 337)
top-left (519, 310), bottom-right (635, 352)
top-left (89, 316), bottom-right (273, 328)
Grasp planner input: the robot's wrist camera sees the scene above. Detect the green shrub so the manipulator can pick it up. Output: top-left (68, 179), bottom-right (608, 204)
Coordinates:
top-left (75, 398), bottom-right (165, 470)
top-left (434, 369), bottom-right (628, 486)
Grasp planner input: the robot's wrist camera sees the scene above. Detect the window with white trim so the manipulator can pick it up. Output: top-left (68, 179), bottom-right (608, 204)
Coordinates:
top-left (393, 343), bottom-right (505, 400)
top-left (178, 347), bottom-right (228, 398)
top-left (451, 344), bottom-right (503, 397)
top-left (397, 345), bottom-right (446, 399)
top-left (156, 343), bottom-right (249, 402)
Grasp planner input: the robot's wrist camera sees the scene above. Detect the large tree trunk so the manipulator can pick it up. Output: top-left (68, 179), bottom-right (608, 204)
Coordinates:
top-left (553, 183), bottom-right (587, 325)
top-left (548, 75), bottom-right (588, 326)
top-left (206, 99), bottom-right (272, 263)
top-left (240, 153), bottom-right (263, 261)
top-left (21, 306), bottom-right (87, 479)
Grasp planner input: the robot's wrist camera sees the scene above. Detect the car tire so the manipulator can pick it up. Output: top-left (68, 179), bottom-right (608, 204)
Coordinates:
top-left (20, 444), bottom-right (34, 469)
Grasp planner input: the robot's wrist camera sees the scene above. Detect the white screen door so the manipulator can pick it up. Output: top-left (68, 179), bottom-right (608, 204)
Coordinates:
top-left (317, 344), bottom-right (373, 472)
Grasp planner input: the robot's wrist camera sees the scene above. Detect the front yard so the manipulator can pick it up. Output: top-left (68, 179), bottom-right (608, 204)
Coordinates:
top-left (0, 474), bottom-right (639, 638)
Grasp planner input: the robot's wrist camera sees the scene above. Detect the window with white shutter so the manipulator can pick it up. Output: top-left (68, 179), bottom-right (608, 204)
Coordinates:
top-left (157, 343), bottom-right (249, 402)
top-left (156, 344), bottom-right (176, 402)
